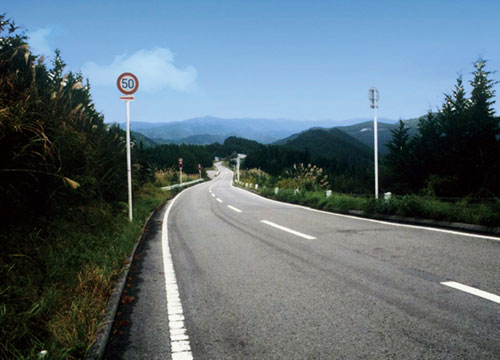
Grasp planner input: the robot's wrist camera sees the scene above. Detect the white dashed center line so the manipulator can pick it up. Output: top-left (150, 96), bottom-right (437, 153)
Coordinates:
top-left (441, 281), bottom-right (500, 304)
top-left (216, 198), bottom-right (223, 203)
top-left (260, 220), bottom-right (316, 240)
top-left (227, 205), bottom-right (242, 213)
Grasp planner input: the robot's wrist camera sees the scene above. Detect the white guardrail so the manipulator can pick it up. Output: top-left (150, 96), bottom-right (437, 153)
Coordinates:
top-left (161, 179), bottom-right (204, 191)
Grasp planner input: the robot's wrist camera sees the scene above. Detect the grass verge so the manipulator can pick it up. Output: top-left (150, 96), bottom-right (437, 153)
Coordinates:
top-left (256, 187), bottom-right (500, 228)
top-left (0, 183), bottom-right (174, 359)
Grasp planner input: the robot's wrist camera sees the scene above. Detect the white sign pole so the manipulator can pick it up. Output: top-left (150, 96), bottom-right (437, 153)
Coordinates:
top-left (126, 100), bottom-right (133, 221)
top-left (117, 72), bottom-right (139, 222)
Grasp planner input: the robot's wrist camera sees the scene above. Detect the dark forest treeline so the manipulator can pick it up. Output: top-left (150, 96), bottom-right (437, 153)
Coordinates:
top-left (241, 143), bottom-right (373, 193)
top-left (384, 60), bottom-right (500, 198)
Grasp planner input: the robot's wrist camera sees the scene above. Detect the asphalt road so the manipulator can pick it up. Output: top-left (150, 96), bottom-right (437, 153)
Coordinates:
top-left (107, 164), bottom-right (500, 359)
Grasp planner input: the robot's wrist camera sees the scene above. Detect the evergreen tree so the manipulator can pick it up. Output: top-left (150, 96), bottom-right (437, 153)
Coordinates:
top-left (385, 120), bottom-right (412, 193)
top-left (469, 59), bottom-right (498, 140)
top-left (468, 59), bottom-right (500, 194)
top-left (411, 111), bottom-right (442, 191)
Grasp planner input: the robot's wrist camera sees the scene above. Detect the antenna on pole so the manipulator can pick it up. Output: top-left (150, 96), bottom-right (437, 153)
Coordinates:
top-left (369, 87), bottom-right (379, 109)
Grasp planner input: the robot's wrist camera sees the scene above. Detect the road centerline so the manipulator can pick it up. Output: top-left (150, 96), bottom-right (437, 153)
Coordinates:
top-left (260, 220), bottom-right (316, 240)
top-left (227, 205), bottom-right (242, 213)
top-left (441, 281), bottom-right (500, 304)
top-left (216, 198), bottom-right (223, 203)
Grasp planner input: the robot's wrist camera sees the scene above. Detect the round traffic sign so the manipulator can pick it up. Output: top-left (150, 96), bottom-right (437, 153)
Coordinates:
top-left (117, 72), bottom-right (139, 95)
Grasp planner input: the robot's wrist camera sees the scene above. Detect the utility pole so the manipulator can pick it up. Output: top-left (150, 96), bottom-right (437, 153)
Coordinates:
top-left (237, 156), bottom-right (240, 182)
top-left (179, 157), bottom-right (183, 185)
top-left (369, 87), bottom-right (379, 199)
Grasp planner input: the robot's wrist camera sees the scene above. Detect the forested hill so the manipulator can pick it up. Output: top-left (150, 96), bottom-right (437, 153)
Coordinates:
top-left (275, 128), bottom-right (373, 165)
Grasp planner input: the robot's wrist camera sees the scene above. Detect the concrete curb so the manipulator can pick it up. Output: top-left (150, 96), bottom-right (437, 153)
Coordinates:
top-left (85, 211), bottom-right (156, 360)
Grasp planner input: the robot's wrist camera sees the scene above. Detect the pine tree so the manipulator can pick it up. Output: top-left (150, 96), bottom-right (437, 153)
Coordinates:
top-left (469, 59), bottom-right (498, 140)
top-left (411, 111), bottom-right (442, 191)
top-left (468, 59), bottom-right (500, 195)
top-left (438, 75), bottom-right (469, 144)
top-left (385, 120), bottom-right (412, 193)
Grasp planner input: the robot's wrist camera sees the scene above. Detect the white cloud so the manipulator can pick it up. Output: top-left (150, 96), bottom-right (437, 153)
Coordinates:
top-left (28, 27), bottom-right (53, 56)
top-left (82, 48), bottom-right (198, 93)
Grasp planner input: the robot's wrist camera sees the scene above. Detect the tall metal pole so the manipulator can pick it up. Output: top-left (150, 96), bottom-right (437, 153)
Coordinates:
top-left (126, 100), bottom-right (133, 221)
top-left (369, 87), bottom-right (379, 200)
top-left (374, 105), bottom-right (379, 199)
top-left (237, 156), bottom-right (240, 182)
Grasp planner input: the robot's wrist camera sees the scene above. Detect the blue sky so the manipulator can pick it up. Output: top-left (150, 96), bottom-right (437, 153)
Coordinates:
top-left (5, 0), bottom-right (500, 124)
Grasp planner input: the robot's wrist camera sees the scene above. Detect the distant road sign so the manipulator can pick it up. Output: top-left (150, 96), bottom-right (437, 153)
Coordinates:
top-left (117, 72), bottom-right (139, 95)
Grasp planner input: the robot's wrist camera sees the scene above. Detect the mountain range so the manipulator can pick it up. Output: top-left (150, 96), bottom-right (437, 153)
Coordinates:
top-left (121, 115), bottom-right (399, 145)
top-left (125, 114), bottom-right (425, 156)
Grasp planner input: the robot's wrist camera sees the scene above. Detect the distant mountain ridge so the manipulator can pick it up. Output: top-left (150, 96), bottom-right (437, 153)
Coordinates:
top-left (118, 115), bottom-right (398, 145)
top-left (275, 116), bottom-right (423, 155)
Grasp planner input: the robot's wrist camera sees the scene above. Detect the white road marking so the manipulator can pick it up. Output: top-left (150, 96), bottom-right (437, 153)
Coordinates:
top-left (441, 281), bottom-right (500, 304)
top-left (211, 193), bottom-right (215, 197)
top-left (227, 205), bottom-right (242, 213)
top-left (216, 198), bottom-right (223, 203)
top-left (260, 220), bottom-right (316, 240)
top-left (230, 183), bottom-right (500, 242)
top-left (162, 192), bottom-right (193, 359)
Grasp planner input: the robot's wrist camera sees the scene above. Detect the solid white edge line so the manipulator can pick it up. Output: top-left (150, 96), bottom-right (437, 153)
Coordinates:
top-left (216, 198), bottom-right (223, 203)
top-left (163, 182), bottom-right (211, 360)
top-left (227, 205), bottom-right (242, 213)
top-left (441, 281), bottom-right (500, 304)
top-left (261, 220), bottom-right (316, 240)
top-left (229, 181), bottom-right (500, 242)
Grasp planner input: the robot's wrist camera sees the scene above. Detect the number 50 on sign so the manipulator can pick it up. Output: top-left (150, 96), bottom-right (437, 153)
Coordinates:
top-left (117, 72), bottom-right (139, 95)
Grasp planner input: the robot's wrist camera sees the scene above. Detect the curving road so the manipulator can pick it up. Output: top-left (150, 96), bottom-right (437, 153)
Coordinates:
top-left (107, 163), bottom-right (500, 359)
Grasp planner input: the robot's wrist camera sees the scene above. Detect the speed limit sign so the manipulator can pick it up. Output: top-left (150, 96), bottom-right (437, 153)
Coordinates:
top-left (117, 72), bottom-right (139, 95)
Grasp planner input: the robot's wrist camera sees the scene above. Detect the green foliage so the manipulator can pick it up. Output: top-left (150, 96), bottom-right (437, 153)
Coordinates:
top-left (384, 60), bottom-right (500, 197)
top-left (283, 163), bottom-right (329, 191)
top-left (138, 143), bottom-right (213, 175)
top-left (279, 128), bottom-right (373, 164)
top-left (0, 15), bottom-right (132, 227)
top-left (384, 120), bottom-right (412, 193)
top-left (0, 14), bottom-right (176, 359)
top-left (0, 186), bottom-right (171, 359)
top-left (254, 186), bottom-right (500, 227)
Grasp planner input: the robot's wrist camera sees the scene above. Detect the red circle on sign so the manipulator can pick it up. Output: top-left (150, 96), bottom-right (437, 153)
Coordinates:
top-left (117, 72), bottom-right (139, 95)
